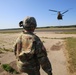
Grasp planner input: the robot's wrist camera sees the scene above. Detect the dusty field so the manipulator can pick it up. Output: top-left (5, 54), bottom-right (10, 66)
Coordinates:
top-left (0, 32), bottom-right (76, 75)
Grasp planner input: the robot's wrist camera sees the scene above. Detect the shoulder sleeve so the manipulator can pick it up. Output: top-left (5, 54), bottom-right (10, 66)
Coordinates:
top-left (13, 37), bottom-right (20, 47)
top-left (35, 36), bottom-right (47, 57)
top-left (34, 36), bottom-right (52, 75)
top-left (13, 34), bottom-right (22, 55)
top-left (13, 33), bottom-right (22, 47)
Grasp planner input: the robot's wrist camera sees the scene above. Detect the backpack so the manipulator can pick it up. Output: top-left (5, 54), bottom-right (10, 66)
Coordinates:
top-left (18, 33), bottom-right (36, 62)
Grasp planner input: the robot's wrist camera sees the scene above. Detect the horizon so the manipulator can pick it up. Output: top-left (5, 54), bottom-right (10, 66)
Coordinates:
top-left (0, 24), bottom-right (76, 30)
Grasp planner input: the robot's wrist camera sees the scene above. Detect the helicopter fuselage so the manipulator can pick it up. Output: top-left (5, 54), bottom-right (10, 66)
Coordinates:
top-left (57, 12), bottom-right (62, 20)
top-left (49, 9), bottom-right (71, 20)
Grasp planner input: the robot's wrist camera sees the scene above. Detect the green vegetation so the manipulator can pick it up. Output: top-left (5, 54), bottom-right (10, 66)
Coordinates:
top-left (42, 40), bottom-right (45, 43)
top-left (0, 25), bottom-right (76, 33)
top-left (1, 64), bottom-right (19, 74)
top-left (65, 37), bottom-right (76, 73)
top-left (37, 25), bottom-right (76, 28)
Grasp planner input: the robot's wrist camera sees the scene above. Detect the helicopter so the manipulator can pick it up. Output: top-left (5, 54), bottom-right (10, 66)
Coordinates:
top-left (49, 9), bottom-right (71, 20)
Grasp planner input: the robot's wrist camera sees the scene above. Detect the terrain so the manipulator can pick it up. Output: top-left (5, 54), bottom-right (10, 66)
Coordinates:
top-left (0, 29), bottom-right (76, 75)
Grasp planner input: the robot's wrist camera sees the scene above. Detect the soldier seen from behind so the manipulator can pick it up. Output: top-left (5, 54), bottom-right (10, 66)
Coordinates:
top-left (13, 16), bottom-right (53, 75)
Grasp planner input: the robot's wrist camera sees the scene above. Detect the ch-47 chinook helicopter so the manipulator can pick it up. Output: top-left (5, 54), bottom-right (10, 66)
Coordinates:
top-left (49, 9), bottom-right (71, 20)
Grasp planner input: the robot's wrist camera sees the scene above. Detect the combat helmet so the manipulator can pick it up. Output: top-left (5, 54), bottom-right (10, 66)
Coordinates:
top-left (19, 16), bottom-right (37, 30)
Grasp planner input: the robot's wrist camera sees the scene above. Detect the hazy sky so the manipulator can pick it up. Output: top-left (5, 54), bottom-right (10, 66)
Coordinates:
top-left (0, 0), bottom-right (76, 29)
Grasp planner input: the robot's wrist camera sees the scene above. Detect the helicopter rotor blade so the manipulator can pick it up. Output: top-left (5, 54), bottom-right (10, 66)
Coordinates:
top-left (49, 9), bottom-right (58, 12)
top-left (62, 8), bottom-right (72, 14)
top-left (62, 10), bottom-right (69, 14)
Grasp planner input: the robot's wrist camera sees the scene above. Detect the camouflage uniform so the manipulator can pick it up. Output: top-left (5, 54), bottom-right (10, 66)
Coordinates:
top-left (13, 16), bottom-right (52, 75)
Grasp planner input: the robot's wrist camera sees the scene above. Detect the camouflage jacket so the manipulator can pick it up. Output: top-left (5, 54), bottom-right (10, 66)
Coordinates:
top-left (13, 31), bottom-right (52, 74)
top-left (13, 31), bottom-right (47, 58)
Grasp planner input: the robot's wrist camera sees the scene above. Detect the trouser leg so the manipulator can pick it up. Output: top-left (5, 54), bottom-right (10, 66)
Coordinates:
top-left (28, 69), bottom-right (40, 75)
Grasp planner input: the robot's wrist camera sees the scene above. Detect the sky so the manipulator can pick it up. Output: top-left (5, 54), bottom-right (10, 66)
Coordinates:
top-left (0, 0), bottom-right (76, 29)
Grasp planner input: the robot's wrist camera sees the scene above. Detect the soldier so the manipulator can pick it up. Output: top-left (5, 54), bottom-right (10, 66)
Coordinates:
top-left (13, 16), bottom-right (53, 75)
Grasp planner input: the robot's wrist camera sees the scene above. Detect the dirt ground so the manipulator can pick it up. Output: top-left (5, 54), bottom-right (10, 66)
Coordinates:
top-left (0, 32), bottom-right (76, 75)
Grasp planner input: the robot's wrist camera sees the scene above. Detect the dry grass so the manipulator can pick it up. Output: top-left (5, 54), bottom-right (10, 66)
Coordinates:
top-left (65, 37), bottom-right (76, 73)
top-left (62, 31), bottom-right (76, 34)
